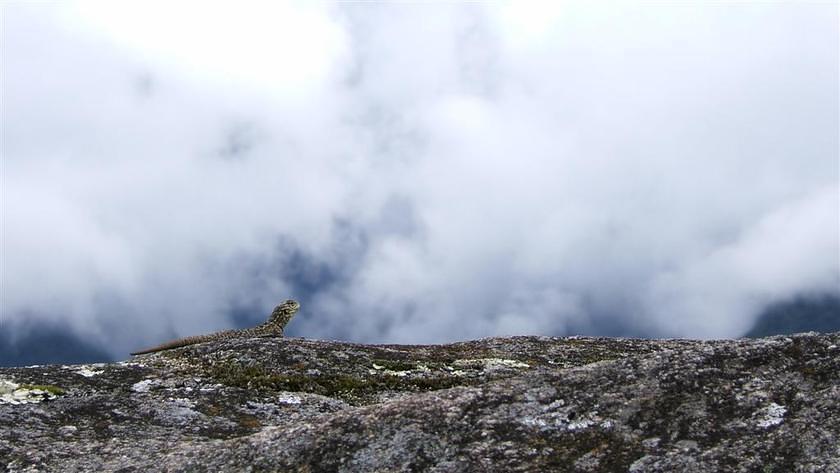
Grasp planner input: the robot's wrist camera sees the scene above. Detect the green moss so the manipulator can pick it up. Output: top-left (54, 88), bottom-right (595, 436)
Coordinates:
top-left (207, 361), bottom-right (463, 405)
top-left (19, 384), bottom-right (65, 396)
top-left (371, 359), bottom-right (418, 372)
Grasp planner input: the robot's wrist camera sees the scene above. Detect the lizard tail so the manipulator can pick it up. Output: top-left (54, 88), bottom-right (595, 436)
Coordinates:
top-left (130, 330), bottom-right (238, 355)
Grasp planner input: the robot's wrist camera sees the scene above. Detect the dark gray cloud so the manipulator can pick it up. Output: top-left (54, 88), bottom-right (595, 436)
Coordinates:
top-left (2, 2), bottom-right (837, 358)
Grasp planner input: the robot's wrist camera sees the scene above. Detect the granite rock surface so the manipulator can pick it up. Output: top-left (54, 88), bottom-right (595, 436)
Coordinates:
top-left (1, 332), bottom-right (838, 472)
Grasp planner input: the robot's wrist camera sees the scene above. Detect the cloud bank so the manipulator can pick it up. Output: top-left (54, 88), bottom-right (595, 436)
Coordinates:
top-left (2, 2), bottom-right (837, 355)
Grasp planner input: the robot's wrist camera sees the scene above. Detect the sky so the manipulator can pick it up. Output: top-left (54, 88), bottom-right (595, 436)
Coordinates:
top-left (2, 1), bottom-right (838, 360)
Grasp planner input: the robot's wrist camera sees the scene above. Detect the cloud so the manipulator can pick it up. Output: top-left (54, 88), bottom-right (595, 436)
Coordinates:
top-left (644, 186), bottom-right (839, 338)
top-left (1, 2), bottom-right (837, 355)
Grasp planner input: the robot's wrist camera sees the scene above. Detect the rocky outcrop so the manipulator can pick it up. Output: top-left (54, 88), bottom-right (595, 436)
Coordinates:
top-left (1, 332), bottom-right (838, 472)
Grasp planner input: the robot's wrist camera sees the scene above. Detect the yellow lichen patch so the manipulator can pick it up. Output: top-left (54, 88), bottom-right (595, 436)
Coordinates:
top-left (0, 379), bottom-right (64, 404)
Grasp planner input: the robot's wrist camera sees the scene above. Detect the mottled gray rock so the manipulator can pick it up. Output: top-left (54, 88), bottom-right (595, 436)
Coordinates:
top-left (1, 333), bottom-right (838, 472)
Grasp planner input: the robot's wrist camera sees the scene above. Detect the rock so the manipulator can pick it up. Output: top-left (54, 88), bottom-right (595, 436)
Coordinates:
top-left (1, 333), bottom-right (838, 472)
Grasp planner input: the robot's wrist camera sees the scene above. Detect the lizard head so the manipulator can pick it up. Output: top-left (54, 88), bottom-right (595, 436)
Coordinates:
top-left (267, 299), bottom-right (300, 329)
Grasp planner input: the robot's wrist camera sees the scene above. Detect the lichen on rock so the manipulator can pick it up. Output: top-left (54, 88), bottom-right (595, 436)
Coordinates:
top-left (0, 379), bottom-right (64, 405)
top-left (1, 332), bottom-right (838, 472)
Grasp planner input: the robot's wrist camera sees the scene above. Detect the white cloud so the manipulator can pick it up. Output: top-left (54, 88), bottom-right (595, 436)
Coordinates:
top-left (1, 2), bottom-right (837, 352)
top-left (645, 185), bottom-right (840, 338)
top-left (66, 1), bottom-right (347, 102)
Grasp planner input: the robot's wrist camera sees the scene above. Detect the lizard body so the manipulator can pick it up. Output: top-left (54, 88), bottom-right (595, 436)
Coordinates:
top-left (130, 299), bottom-right (300, 355)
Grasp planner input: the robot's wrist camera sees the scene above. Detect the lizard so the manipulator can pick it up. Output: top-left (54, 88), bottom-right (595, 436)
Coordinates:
top-left (130, 299), bottom-right (300, 355)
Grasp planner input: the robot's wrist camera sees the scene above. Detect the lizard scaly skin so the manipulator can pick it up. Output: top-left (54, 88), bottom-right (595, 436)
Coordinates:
top-left (130, 299), bottom-right (300, 355)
